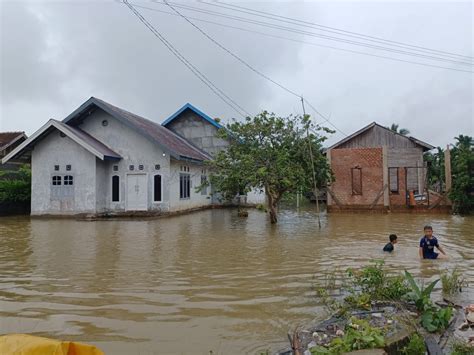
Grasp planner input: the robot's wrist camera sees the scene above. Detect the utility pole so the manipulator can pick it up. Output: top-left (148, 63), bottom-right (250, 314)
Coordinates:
top-left (301, 97), bottom-right (321, 229)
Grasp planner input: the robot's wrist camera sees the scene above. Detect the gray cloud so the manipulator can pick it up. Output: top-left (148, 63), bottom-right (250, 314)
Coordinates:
top-left (0, 0), bottom-right (472, 148)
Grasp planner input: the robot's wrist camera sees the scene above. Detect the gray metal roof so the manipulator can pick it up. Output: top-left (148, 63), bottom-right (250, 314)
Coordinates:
top-left (2, 120), bottom-right (121, 164)
top-left (63, 97), bottom-right (211, 162)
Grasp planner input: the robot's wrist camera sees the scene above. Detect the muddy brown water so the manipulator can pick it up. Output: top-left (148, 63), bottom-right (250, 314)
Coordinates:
top-left (0, 208), bottom-right (473, 354)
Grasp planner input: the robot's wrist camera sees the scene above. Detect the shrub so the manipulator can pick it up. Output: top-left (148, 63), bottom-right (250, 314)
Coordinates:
top-left (401, 333), bottom-right (426, 355)
top-left (441, 268), bottom-right (466, 295)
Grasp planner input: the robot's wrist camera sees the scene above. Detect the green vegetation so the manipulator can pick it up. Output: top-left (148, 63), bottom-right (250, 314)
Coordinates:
top-left (451, 340), bottom-right (474, 355)
top-left (424, 135), bottom-right (473, 215)
top-left (449, 135), bottom-right (474, 215)
top-left (0, 165), bottom-right (31, 203)
top-left (207, 111), bottom-right (333, 223)
top-left (401, 333), bottom-right (426, 355)
top-left (425, 147), bottom-right (445, 189)
top-left (315, 263), bottom-right (456, 337)
top-left (347, 260), bottom-right (410, 301)
top-left (389, 123), bottom-right (410, 136)
top-left (310, 317), bottom-right (385, 354)
top-left (441, 268), bottom-right (466, 295)
top-left (404, 271), bottom-right (453, 333)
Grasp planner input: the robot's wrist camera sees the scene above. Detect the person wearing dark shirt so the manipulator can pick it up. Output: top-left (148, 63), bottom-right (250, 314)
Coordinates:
top-left (383, 234), bottom-right (398, 252)
top-left (419, 225), bottom-right (446, 259)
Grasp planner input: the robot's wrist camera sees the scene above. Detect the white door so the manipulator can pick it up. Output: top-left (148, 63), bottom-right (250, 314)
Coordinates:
top-left (126, 174), bottom-right (148, 211)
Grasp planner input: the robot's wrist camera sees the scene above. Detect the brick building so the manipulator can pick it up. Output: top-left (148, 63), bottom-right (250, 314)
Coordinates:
top-left (326, 122), bottom-right (441, 212)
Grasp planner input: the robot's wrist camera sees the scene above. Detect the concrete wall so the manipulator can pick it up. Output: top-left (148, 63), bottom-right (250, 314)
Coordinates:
top-left (246, 188), bottom-right (266, 205)
top-left (328, 147), bottom-right (384, 207)
top-left (168, 160), bottom-right (212, 212)
top-left (31, 130), bottom-right (96, 215)
top-left (165, 110), bottom-right (229, 156)
top-left (78, 110), bottom-right (171, 213)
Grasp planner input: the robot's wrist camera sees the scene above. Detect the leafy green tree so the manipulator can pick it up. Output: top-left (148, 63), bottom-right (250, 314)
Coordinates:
top-left (0, 165), bottom-right (31, 203)
top-left (389, 123), bottom-right (410, 136)
top-left (208, 111), bottom-right (332, 223)
top-left (424, 147), bottom-right (445, 191)
top-left (449, 135), bottom-right (474, 214)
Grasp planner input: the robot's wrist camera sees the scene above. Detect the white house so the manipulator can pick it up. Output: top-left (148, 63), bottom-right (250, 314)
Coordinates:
top-left (2, 97), bottom-right (238, 216)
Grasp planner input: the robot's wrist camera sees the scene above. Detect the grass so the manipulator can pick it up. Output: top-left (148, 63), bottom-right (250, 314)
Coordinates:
top-left (440, 268), bottom-right (467, 295)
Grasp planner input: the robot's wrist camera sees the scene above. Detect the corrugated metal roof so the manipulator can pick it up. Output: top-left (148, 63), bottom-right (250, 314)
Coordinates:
top-left (2, 120), bottom-right (121, 164)
top-left (63, 97), bottom-right (211, 162)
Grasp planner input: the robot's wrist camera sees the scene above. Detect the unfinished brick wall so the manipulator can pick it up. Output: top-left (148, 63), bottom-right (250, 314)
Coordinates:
top-left (329, 147), bottom-right (384, 207)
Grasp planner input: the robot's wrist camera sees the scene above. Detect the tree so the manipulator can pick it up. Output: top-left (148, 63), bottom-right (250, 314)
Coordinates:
top-left (389, 123), bottom-right (410, 136)
top-left (424, 147), bottom-right (445, 192)
top-left (449, 135), bottom-right (474, 214)
top-left (208, 111), bottom-right (333, 224)
top-left (0, 165), bottom-right (31, 203)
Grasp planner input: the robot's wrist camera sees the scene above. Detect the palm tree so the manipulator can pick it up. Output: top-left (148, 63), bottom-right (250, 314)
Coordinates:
top-left (389, 123), bottom-right (410, 136)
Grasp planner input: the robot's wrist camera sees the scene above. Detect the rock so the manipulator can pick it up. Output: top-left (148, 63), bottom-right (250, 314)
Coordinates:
top-left (304, 350), bottom-right (312, 355)
top-left (307, 341), bottom-right (317, 349)
top-left (372, 313), bottom-right (383, 318)
top-left (336, 329), bottom-right (345, 336)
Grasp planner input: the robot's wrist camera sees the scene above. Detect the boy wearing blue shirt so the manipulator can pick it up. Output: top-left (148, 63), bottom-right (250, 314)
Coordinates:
top-left (419, 225), bottom-right (446, 259)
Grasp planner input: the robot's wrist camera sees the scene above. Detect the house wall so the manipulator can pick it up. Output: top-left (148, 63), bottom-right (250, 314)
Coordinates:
top-left (168, 160), bottom-right (212, 212)
top-left (31, 131), bottom-right (97, 215)
top-left (328, 147), bottom-right (384, 207)
top-left (165, 110), bottom-right (229, 156)
top-left (78, 110), bottom-right (171, 212)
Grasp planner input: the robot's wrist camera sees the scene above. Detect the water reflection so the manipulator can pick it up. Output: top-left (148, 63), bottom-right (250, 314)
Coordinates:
top-left (0, 209), bottom-right (472, 354)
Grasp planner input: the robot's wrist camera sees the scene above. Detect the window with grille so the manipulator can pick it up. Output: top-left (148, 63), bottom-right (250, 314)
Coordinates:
top-left (64, 175), bottom-right (74, 185)
top-left (180, 174), bottom-right (190, 199)
top-left (52, 176), bottom-right (61, 185)
top-left (351, 168), bottom-right (362, 195)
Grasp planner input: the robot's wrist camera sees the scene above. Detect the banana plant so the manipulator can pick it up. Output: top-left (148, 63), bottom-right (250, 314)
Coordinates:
top-left (404, 270), bottom-right (439, 311)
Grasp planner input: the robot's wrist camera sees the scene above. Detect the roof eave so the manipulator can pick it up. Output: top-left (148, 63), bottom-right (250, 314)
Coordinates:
top-left (162, 103), bottom-right (223, 129)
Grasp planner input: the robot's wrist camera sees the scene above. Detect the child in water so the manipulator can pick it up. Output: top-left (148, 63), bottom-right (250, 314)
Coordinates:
top-left (419, 225), bottom-right (447, 259)
top-left (383, 234), bottom-right (398, 252)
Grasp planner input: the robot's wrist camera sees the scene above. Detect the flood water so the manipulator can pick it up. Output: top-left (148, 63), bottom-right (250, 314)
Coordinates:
top-left (0, 208), bottom-right (473, 354)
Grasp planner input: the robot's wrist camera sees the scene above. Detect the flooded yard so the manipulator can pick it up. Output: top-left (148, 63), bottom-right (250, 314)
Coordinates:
top-left (0, 208), bottom-right (473, 354)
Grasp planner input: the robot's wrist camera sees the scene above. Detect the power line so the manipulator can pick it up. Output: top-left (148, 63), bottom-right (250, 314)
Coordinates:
top-left (162, 1), bottom-right (348, 137)
top-left (163, 1), bottom-right (300, 98)
top-left (122, 0), bottom-right (250, 118)
top-left (148, 1), bottom-right (473, 67)
top-left (201, 0), bottom-right (473, 62)
top-left (132, 4), bottom-right (474, 75)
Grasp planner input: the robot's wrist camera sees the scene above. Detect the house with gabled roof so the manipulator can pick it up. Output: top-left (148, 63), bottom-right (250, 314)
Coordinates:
top-left (325, 122), bottom-right (447, 212)
top-left (2, 97), bottom-right (227, 216)
top-left (162, 103), bottom-right (229, 156)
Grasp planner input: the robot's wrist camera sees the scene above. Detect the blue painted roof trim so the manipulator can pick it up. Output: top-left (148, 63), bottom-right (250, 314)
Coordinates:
top-left (162, 103), bottom-right (223, 129)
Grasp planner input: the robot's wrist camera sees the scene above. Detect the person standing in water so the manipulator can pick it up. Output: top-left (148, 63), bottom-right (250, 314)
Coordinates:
top-left (383, 234), bottom-right (398, 252)
top-left (419, 225), bottom-right (447, 259)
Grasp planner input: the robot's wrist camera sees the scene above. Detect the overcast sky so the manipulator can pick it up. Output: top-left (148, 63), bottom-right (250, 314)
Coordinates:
top-left (1, 0), bottom-right (472, 148)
